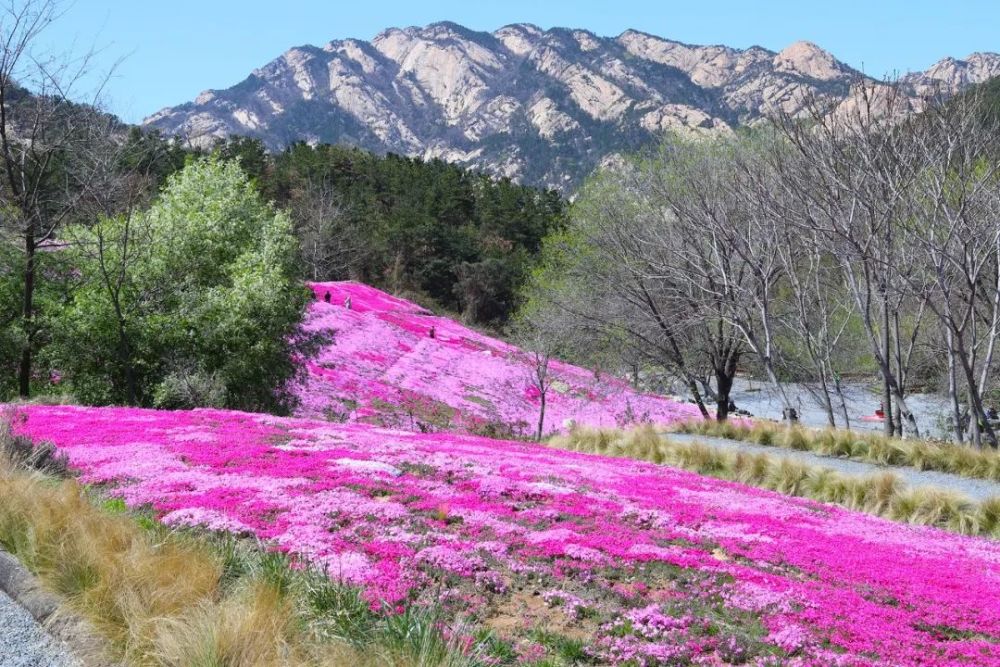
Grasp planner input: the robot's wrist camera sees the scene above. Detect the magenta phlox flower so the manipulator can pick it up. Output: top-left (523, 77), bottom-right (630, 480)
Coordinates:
top-left (11, 403), bottom-right (1000, 665)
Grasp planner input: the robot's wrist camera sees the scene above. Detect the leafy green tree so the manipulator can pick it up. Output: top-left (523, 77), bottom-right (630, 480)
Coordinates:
top-left (47, 158), bottom-right (309, 412)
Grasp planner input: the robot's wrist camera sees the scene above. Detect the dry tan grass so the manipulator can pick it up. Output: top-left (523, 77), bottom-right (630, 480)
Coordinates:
top-left (673, 419), bottom-right (1000, 482)
top-left (551, 424), bottom-right (1000, 539)
top-left (0, 465), bottom-right (333, 666)
top-left (151, 582), bottom-right (328, 667)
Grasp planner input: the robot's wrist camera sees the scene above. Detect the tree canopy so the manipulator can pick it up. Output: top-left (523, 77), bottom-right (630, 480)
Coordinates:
top-left (259, 142), bottom-right (566, 323)
top-left (45, 158), bottom-right (309, 412)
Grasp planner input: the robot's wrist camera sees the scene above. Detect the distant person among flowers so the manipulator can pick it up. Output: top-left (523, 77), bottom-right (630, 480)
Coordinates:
top-left (323, 291), bottom-right (331, 303)
top-left (429, 326), bottom-right (435, 339)
top-left (344, 295), bottom-right (352, 310)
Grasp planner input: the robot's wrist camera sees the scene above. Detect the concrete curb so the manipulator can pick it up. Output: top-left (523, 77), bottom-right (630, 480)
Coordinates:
top-left (0, 549), bottom-right (118, 667)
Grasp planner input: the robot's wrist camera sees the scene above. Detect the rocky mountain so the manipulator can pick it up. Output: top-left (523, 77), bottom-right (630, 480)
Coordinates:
top-left (902, 52), bottom-right (1000, 96)
top-left (144, 22), bottom-right (1000, 190)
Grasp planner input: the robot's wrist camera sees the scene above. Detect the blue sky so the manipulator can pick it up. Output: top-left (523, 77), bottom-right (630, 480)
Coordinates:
top-left (36, 0), bottom-right (1000, 123)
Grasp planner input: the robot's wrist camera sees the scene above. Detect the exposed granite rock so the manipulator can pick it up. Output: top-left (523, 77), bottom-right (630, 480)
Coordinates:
top-left (144, 22), bottom-right (1000, 191)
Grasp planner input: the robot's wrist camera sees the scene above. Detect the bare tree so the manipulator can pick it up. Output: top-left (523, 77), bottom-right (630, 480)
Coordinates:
top-left (511, 312), bottom-right (563, 440)
top-left (769, 82), bottom-right (925, 436)
top-left (526, 158), bottom-right (746, 420)
top-left (647, 135), bottom-right (800, 420)
top-left (528, 80), bottom-right (1000, 442)
top-left (773, 222), bottom-right (857, 427)
top-left (0, 0), bottom-right (122, 397)
top-left (893, 90), bottom-right (1000, 446)
top-left (288, 175), bottom-right (359, 281)
top-left (526, 344), bottom-right (553, 441)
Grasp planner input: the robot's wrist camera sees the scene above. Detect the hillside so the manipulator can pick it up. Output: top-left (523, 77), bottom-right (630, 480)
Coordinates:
top-left (14, 403), bottom-right (1000, 665)
top-left (295, 282), bottom-right (700, 435)
top-left (143, 22), bottom-right (1000, 190)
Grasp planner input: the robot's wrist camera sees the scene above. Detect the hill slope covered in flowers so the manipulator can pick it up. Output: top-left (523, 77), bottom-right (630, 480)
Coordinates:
top-left (14, 404), bottom-right (1000, 666)
top-left (295, 282), bottom-right (701, 435)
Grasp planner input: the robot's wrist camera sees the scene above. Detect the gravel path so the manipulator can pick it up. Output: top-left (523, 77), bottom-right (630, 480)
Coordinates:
top-left (668, 433), bottom-right (1000, 502)
top-left (0, 590), bottom-right (79, 667)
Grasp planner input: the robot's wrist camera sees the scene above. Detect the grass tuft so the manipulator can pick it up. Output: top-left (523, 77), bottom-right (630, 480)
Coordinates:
top-left (978, 497), bottom-right (1000, 537)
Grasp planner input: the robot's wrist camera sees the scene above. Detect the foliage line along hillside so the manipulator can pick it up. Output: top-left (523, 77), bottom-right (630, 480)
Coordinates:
top-left (0, 128), bottom-right (566, 406)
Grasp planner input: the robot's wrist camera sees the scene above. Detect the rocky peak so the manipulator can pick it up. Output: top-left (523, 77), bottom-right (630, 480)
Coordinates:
top-left (616, 30), bottom-right (770, 88)
top-left (773, 41), bottom-right (849, 81)
top-left (493, 23), bottom-right (543, 57)
top-left (326, 39), bottom-right (382, 75)
top-left (906, 52), bottom-right (1000, 95)
top-left (372, 24), bottom-right (507, 123)
top-left (572, 29), bottom-right (603, 52)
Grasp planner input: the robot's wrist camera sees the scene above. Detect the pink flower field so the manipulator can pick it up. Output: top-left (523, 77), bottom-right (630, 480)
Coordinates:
top-left (14, 404), bottom-right (1000, 666)
top-left (295, 282), bottom-right (701, 434)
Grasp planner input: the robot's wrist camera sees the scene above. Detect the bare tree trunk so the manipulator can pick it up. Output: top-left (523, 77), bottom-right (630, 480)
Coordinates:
top-left (714, 369), bottom-right (733, 422)
top-left (818, 374), bottom-right (836, 428)
top-left (697, 378), bottom-right (716, 403)
top-left (947, 331), bottom-right (964, 443)
top-left (881, 298), bottom-right (895, 437)
top-left (839, 265), bottom-right (919, 437)
top-left (892, 311), bottom-right (905, 436)
top-left (17, 230), bottom-right (35, 397)
top-left (969, 388), bottom-right (982, 448)
top-left (687, 379), bottom-right (711, 419)
top-left (957, 343), bottom-right (997, 447)
top-left (977, 234), bottom-right (1000, 401)
top-left (536, 390), bottom-right (546, 441)
top-left (833, 372), bottom-right (851, 429)
top-left (760, 359), bottom-right (797, 421)
top-left (892, 382), bottom-right (920, 438)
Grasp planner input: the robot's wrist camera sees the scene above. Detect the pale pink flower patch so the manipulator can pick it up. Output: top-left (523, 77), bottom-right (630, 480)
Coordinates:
top-left (295, 281), bottom-right (702, 434)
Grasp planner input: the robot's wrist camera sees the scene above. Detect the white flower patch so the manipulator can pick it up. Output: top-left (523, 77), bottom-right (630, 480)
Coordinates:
top-left (332, 458), bottom-right (402, 476)
top-left (526, 528), bottom-right (577, 544)
top-left (627, 543), bottom-right (682, 559)
top-left (161, 507), bottom-right (253, 534)
top-left (523, 481), bottom-right (574, 496)
top-left (564, 544), bottom-right (608, 563)
top-left (698, 521), bottom-right (774, 543)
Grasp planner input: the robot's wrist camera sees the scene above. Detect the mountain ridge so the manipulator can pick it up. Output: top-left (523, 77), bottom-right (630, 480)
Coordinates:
top-left (144, 22), bottom-right (1000, 190)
